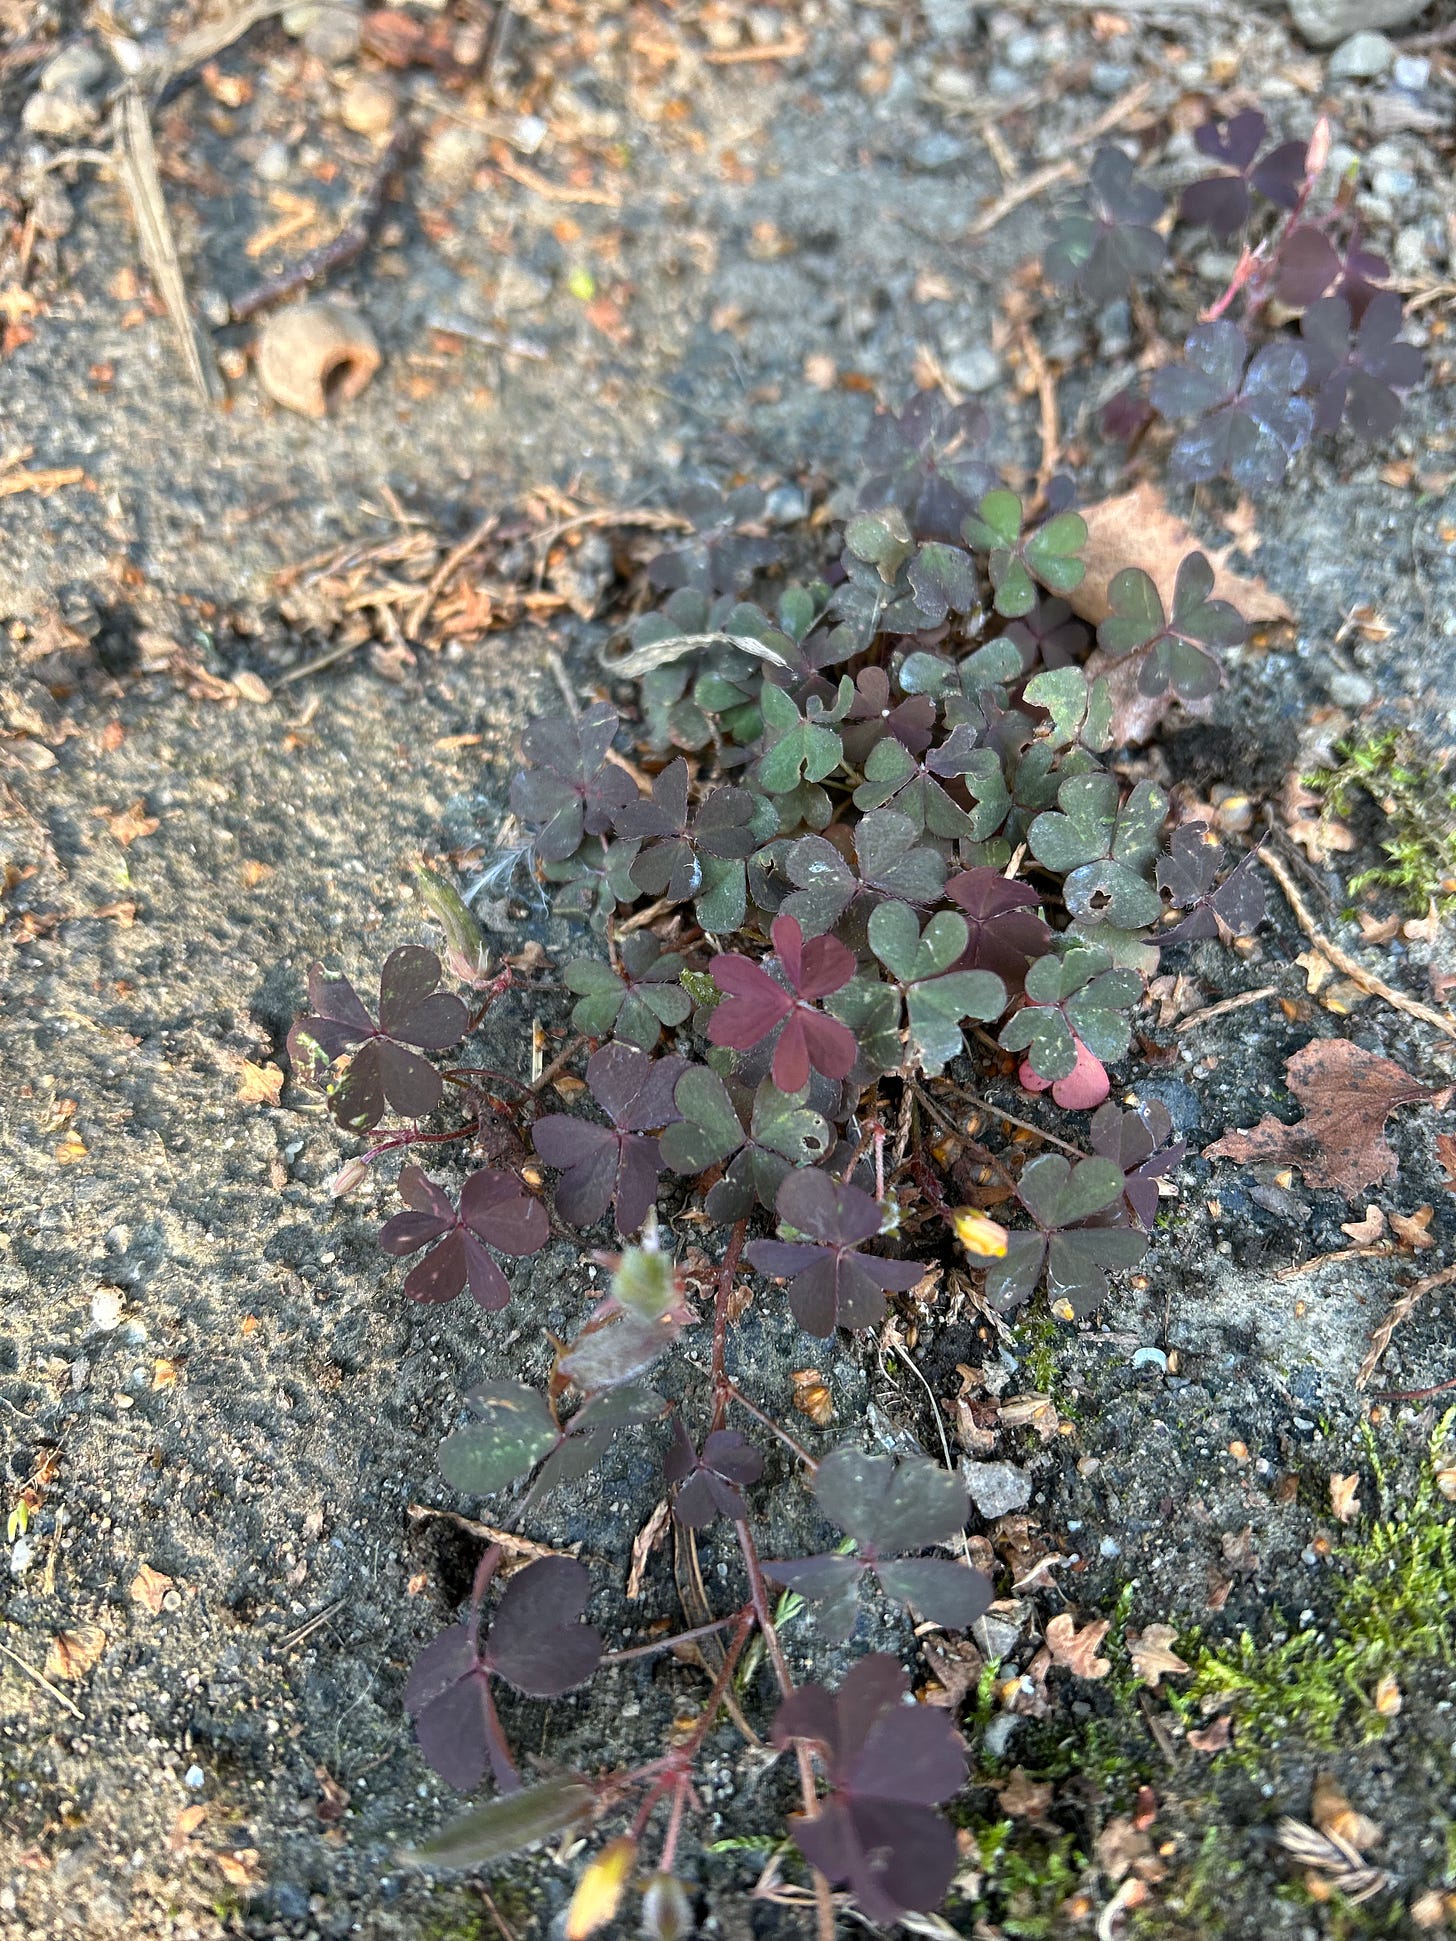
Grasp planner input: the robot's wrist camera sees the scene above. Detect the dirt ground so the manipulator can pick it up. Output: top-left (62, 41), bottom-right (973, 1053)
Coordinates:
top-left (2, 1), bottom-right (1456, 1938)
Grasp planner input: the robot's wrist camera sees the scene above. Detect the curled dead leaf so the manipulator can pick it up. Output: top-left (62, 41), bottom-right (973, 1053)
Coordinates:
top-left (1070, 483), bottom-right (1292, 629)
top-left (236, 1061), bottom-right (285, 1105)
top-left (1127, 1622), bottom-right (1190, 1689)
top-left (46, 1624), bottom-right (107, 1681)
top-left (214, 1848), bottom-right (264, 1888)
top-left (1186, 1713), bottom-right (1233, 1753)
top-left (1339, 1206), bottom-right (1385, 1246)
top-left (1204, 1039), bottom-right (1436, 1202)
top-left (1045, 1611), bottom-right (1111, 1680)
top-left (1312, 1773), bottom-right (1383, 1851)
top-left (130, 1562), bottom-right (174, 1616)
top-left (998, 1767), bottom-right (1053, 1820)
top-left (1328, 1474), bottom-right (1360, 1524)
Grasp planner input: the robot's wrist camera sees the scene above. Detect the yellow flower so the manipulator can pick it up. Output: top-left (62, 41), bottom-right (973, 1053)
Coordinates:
top-left (950, 1208), bottom-right (1009, 1259)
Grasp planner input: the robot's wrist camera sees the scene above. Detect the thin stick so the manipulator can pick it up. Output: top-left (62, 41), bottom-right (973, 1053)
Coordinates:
top-left (406, 1504), bottom-right (573, 1562)
top-left (115, 86), bottom-right (217, 400)
top-left (1257, 848), bottom-right (1456, 1041)
top-left (1016, 322), bottom-right (1060, 493)
top-left (723, 1380), bottom-right (819, 1471)
top-left (0, 1639), bottom-right (85, 1719)
top-left (530, 1033), bottom-right (588, 1095)
top-left (703, 30), bottom-right (808, 63)
top-left (274, 1598), bottom-right (346, 1654)
top-left (1356, 1262), bottom-right (1456, 1392)
top-left (230, 123), bottom-right (412, 322)
top-left (407, 512), bottom-right (499, 640)
top-left (1176, 986), bottom-right (1277, 1033)
top-left (600, 1614), bottom-right (745, 1665)
top-left (965, 81), bottom-right (1154, 239)
top-left (944, 1085), bottom-right (1091, 1160)
top-left (492, 153), bottom-right (620, 207)
top-left (1275, 1245), bottom-right (1391, 1282)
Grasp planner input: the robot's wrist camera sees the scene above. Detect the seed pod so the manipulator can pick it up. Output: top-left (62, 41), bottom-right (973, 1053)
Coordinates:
top-left (255, 300), bottom-right (379, 418)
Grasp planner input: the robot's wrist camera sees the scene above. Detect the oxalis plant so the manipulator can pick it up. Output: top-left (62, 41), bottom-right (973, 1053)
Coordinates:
top-left (285, 115), bottom-right (1420, 1936)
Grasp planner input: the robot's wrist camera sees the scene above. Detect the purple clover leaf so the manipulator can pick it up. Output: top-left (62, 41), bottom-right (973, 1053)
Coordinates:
top-left (406, 1556), bottom-right (603, 1793)
top-left (1150, 321), bottom-right (1313, 493)
top-left (707, 913), bottom-right (857, 1094)
top-left (287, 947), bottom-right (468, 1133)
top-left (945, 869), bottom-right (1053, 990)
top-left (379, 1164), bottom-right (549, 1310)
top-left (509, 702), bottom-right (637, 864)
top-left (771, 1655), bottom-right (968, 1924)
top-left (1179, 111), bottom-right (1304, 239)
top-left (746, 1170), bottom-right (923, 1336)
top-left (532, 1042), bottom-right (686, 1235)
top-left (663, 1419), bottom-right (765, 1527)
top-left (1156, 824), bottom-right (1267, 944)
top-left (1300, 292), bottom-right (1423, 442)
top-left (984, 1151), bottom-right (1147, 1318)
top-left (1044, 145), bottom-right (1165, 304)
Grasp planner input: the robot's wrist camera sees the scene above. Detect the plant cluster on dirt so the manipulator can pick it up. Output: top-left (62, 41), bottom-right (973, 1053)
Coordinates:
top-left (284, 118), bottom-right (1430, 1934)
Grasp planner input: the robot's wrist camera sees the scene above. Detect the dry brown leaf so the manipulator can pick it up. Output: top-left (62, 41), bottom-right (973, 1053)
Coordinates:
top-left (214, 1848), bottom-right (264, 1888)
top-left (1391, 1205), bottom-right (1435, 1251)
top-left (97, 799), bottom-right (160, 846)
top-left (1096, 1815), bottom-right (1155, 1884)
top-left (998, 1767), bottom-right (1053, 1819)
top-left (1340, 1206), bottom-right (1385, 1245)
top-left (1373, 1672), bottom-right (1403, 1717)
top-left (171, 1804), bottom-right (207, 1845)
top-left (236, 1061), bottom-right (285, 1105)
top-left (315, 1766), bottom-right (349, 1824)
top-left (1070, 482), bottom-right (1292, 629)
top-left (1437, 1134), bottom-right (1456, 1194)
top-left (46, 1624), bottom-right (107, 1680)
top-left (1044, 1611), bottom-right (1111, 1679)
top-left (1329, 1473), bottom-right (1361, 1524)
top-left (625, 1498), bottom-right (670, 1602)
top-left (1186, 1713), bottom-right (1233, 1753)
top-left (152, 1357), bottom-right (179, 1389)
top-left (1404, 901), bottom-right (1442, 944)
top-left (920, 1634), bottom-right (984, 1709)
top-left (1356, 912), bottom-right (1401, 944)
top-left (1312, 1773), bottom-right (1383, 1851)
top-left (130, 1563), bottom-right (174, 1615)
top-left (1203, 1039), bottom-right (1437, 1201)
top-left (1128, 1622), bottom-right (1190, 1689)
top-left (1220, 1525), bottom-right (1259, 1575)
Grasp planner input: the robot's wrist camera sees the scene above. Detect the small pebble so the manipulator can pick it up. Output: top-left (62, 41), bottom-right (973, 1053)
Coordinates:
top-left (184, 1765), bottom-right (205, 1790)
top-left (1392, 53), bottom-right (1431, 90)
top-left (944, 344), bottom-right (1000, 393)
top-left (963, 1459), bottom-right (1032, 1519)
top-left (511, 113), bottom-right (548, 155)
top-left (766, 484), bottom-right (809, 525)
top-left (39, 42), bottom-right (109, 95)
top-left (254, 138), bottom-right (292, 183)
top-left (22, 88), bottom-right (98, 139)
top-left (339, 75), bottom-right (395, 138)
top-left (91, 1288), bottom-right (124, 1332)
top-left (1328, 31), bottom-right (1394, 80)
top-left (1091, 62), bottom-right (1133, 96)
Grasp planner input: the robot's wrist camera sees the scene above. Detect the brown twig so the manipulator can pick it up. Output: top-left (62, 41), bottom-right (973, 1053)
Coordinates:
top-left (230, 124), bottom-right (413, 323)
top-left (115, 86), bottom-right (218, 399)
top-left (1016, 321), bottom-right (1060, 494)
top-left (0, 1638), bottom-right (85, 1719)
top-left (530, 1033), bottom-right (588, 1095)
top-left (943, 1084), bottom-right (1091, 1160)
top-left (406, 512), bottom-right (499, 640)
top-left (1256, 849), bottom-right (1456, 1040)
top-left (1175, 985), bottom-right (1277, 1033)
top-left (1356, 1262), bottom-right (1456, 1392)
top-left (965, 81), bottom-right (1154, 239)
top-left (405, 1504), bottom-right (574, 1562)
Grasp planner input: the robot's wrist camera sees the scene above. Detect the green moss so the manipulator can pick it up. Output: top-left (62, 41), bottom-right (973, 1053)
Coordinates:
top-left (1305, 730), bottom-right (1456, 916)
top-left (1179, 1412), bottom-right (1456, 1754)
top-left (951, 1821), bottom-right (1088, 1939)
top-left (1128, 1820), bottom-right (1249, 1941)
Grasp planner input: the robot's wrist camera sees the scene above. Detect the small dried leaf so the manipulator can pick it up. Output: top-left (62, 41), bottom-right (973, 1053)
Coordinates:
top-left (1312, 1773), bottom-right (1382, 1850)
top-left (236, 1061), bottom-right (285, 1104)
top-left (1186, 1713), bottom-right (1233, 1753)
top-left (1390, 1206), bottom-right (1435, 1251)
top-left (1373, 1672), bottom-right (1402, 1717)
top-left (1340, 1205), bottom-right (1385, 1245)
top-left (214, 1849), bottom-right (264, 1888)
top-left (998, 1767), bottom-right (1053, 1819)
top-left (1128, 1622), bottom-right (1190, 1688)
top-left (100, 799), bottom-right (160, 846)
top-left (46, 1624), bottom-right (107, 1680)
top-left (565, 1836), bottom-right (637, 1940)
top-left (1328, 1474), bottom-right (1360, 1523)
top-left (130, 1563), bottom-right (174, 1615)
top-left (1044, 1611), bottom-right (1111, 1679)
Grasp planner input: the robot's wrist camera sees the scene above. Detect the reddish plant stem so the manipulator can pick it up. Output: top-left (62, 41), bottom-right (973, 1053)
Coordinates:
top-left (838, 1119), bottom-right (882, 1185)
top-left (709, 1219), bottom-right (750, 1434)
top-left (360, 1118), bottom-right (482, 1166)
top-left (734, 1519), bottom-right (835, 1941)
top-left (658, 1773), bottom-right (690, 1876)
top-left (464, 965), bottom-right (515, 1031)
top-left (600, 1614), bottom-right (746, 1665)
top-left (1373, 1374), bottom-right (1456, 1402)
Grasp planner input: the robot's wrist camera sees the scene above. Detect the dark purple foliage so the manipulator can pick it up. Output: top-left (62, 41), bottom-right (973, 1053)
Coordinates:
top-left (746, 1170), bottom-right (923, 1336)
top-left (858, 392), bottom-right (999, 542)
top-left (1179, 111), bottom-right (1304, 239)
top-left (612, 758), bottom-right (760, 901)
top-left (771, 1655), bottom-right (967, 1923)
top-left (984, 1152), bottom-right (1147, 1317)
top-left (1300, 293), bottom-right (1423, 441)
top-left (380, 1164), bottom-right (549, 1310)
top-left (944, 869), bottom-right (1052, 989)
top-left (533, 1042), bottom-right (686, 1235)
top-left (1156, 824), bottom-right (1267, 943)
top-left (1088, 1100), bottom-right (1185, 1229)
top-left (287, 947), bottom-right (468, 1132)
top-left (1044, 145), bottom-right (1165, 304)
top-left (1150, 320), bottom-right (1313, 492)
top-left (406, 1557), bottom-right (602, 1792)
top-left (664, 1420), bottom-right (765, 1527)
top-left (708, 914), bottom-right (857, 1094)
top-left (1275, 225), bottom-right (1389, 318)
top-left (839, 665), bottom-right (938, 766)
top-left (509, 702), bottom-right (637, 863)
top-left (1006, 596), bottom-right (1090, 674)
